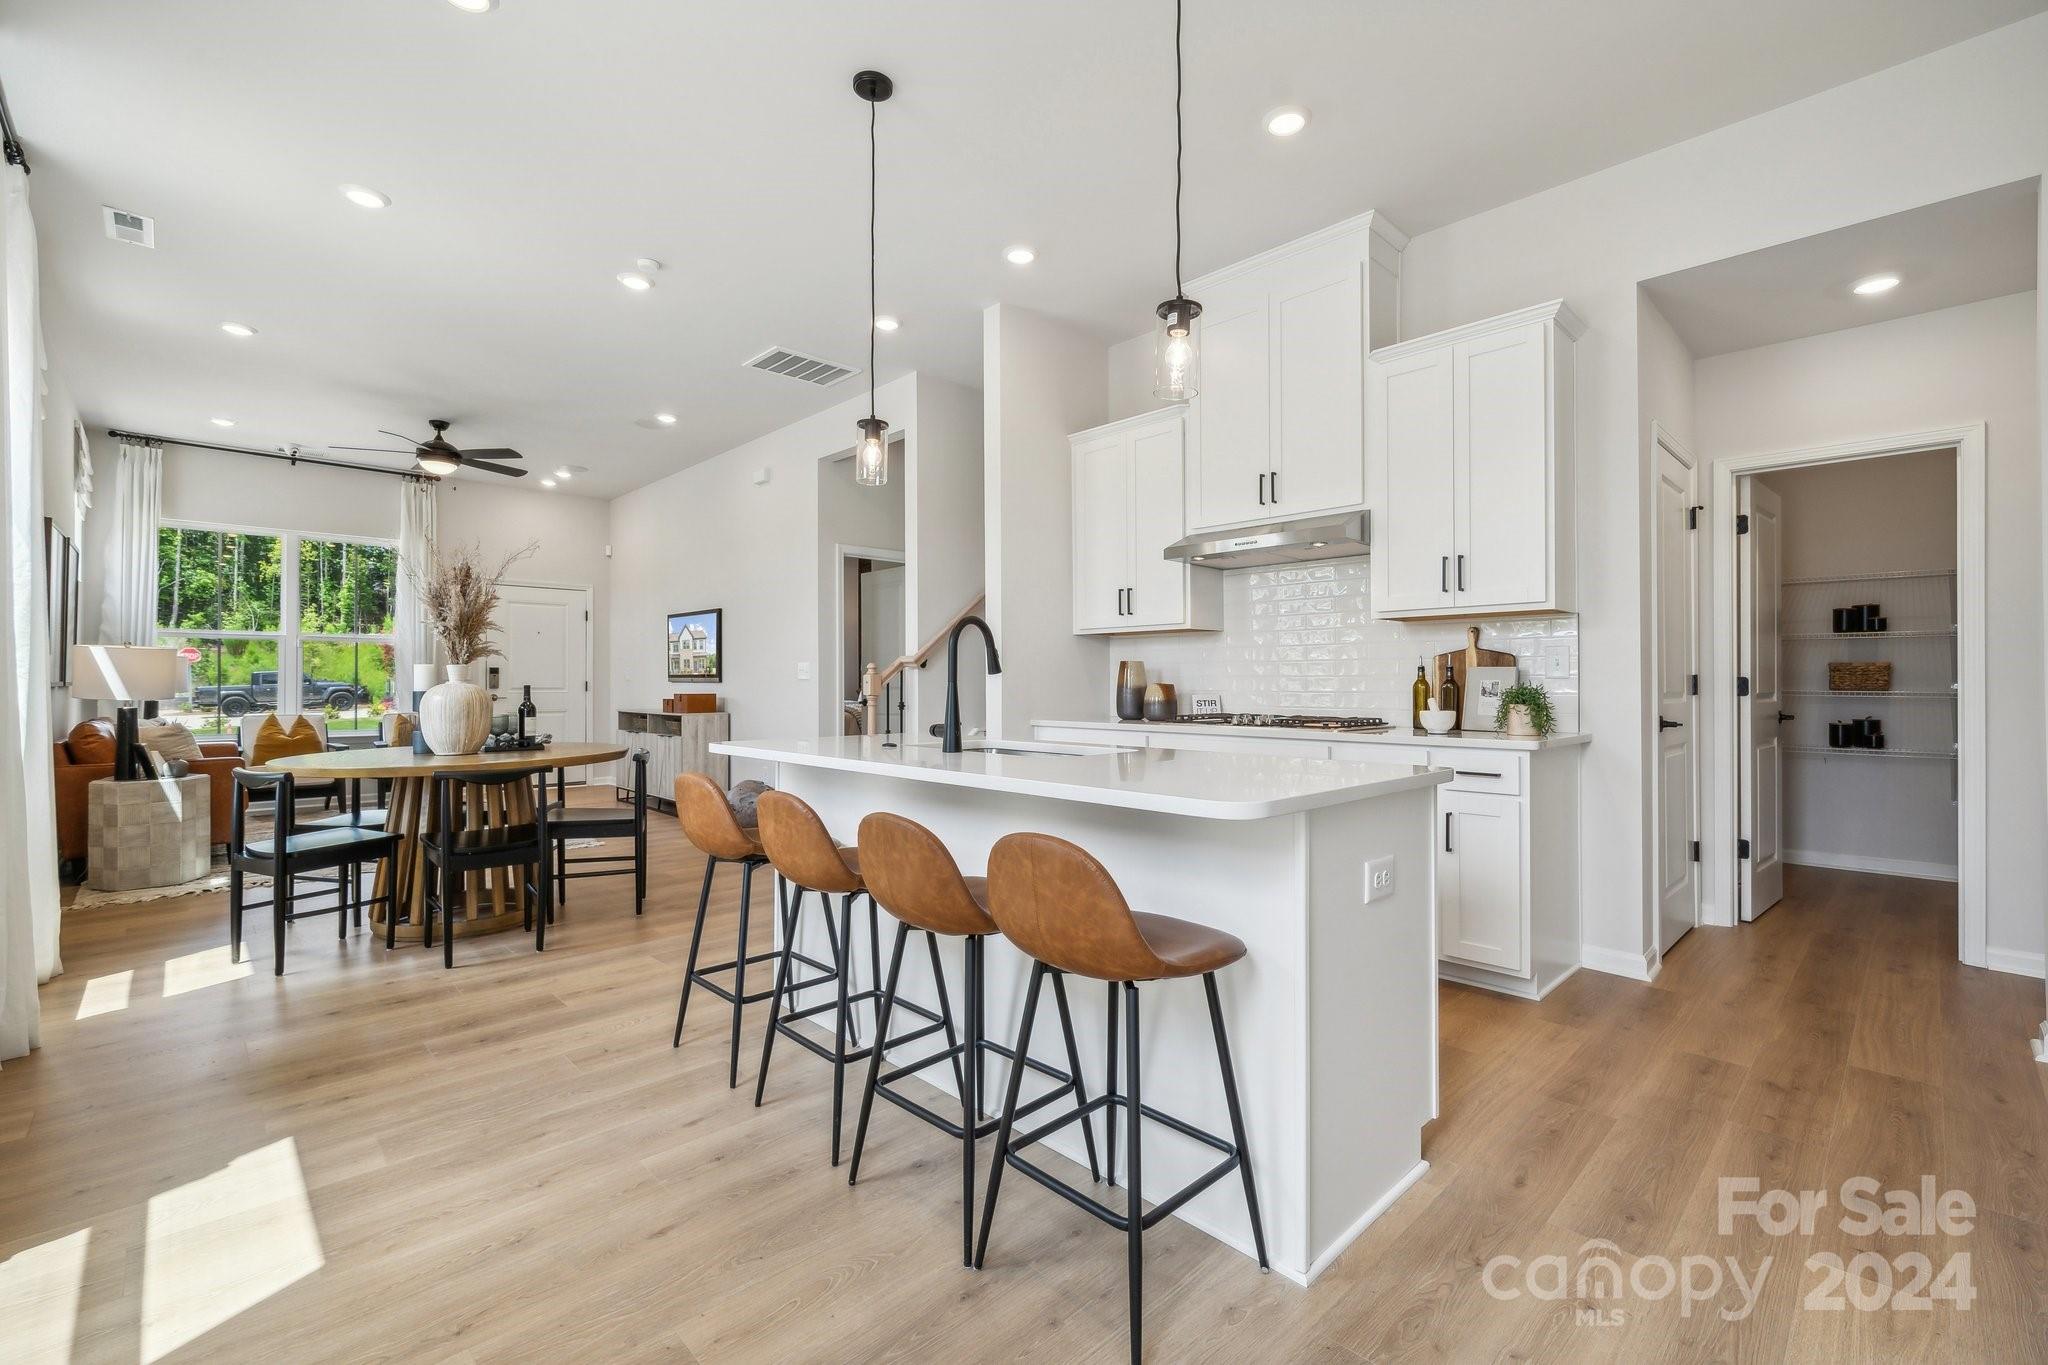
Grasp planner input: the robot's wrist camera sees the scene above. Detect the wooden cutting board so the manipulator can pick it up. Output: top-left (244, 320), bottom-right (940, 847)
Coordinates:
top-left (1431, 626), bottom-right (1516, 694)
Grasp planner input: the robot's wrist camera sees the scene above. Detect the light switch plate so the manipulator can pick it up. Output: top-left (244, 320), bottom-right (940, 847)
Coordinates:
top-left (1364, 856), bottom-right (1395, 903)
top-left (1541, 641), bottom-right (1574, 678)
top-left (796, 661), bottom-right (812, 681)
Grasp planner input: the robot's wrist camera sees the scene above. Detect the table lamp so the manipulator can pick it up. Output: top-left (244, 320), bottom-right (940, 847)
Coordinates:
top-left (70, 644), bottom-right (186, 781)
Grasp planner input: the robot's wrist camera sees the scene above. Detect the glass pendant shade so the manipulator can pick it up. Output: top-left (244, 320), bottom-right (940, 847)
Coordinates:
top-left (854, 417), bottom-right (889, 487)
top-left (1152, 296), bottom-right (1202, 401)
top-left (417, 452), bottom-right (459, 475)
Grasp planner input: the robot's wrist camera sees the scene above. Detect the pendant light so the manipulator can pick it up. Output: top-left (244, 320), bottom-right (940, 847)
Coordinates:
top-left (853, 69), bottom-right (893, 487)
top-left (1152, 0), bottom-right (1201, 401)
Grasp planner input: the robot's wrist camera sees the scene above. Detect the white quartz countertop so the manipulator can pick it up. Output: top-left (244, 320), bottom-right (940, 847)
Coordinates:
top-left (711, 735), bottom-right (1450, 821)
top-left (1035, 718), bottom-right (1592, 752)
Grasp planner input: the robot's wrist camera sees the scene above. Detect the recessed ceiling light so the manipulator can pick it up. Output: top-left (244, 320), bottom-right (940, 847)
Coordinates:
top-left (339, 184), bottom-right (390, 210)
top-left (210, 417), bottom-right (236, 428)
top-left (1264, 106), bottom-right (1309, 137)
top-left (654, 412), bottom-right (677, 425)
top-left (873, 314), bottom-right (899, 332)
top-left (447, 0), bottom-right (497, 11)
top-left (1004, 246), bottom-right (1036, 266)
top-left (539, 477), bottom-right (557, 488)
top-left (1852, 273), bottom-right (1901, 296)
top-left (220, 321), bottom-right (256, 337)
top-left (617, 271), bottom-right (654, 292)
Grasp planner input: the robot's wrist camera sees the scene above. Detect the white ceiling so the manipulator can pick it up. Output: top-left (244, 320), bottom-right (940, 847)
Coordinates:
top-left (1644, 179), bottom-right (2040, 358)
top-left (8, 0), bottom-right (2044, 497)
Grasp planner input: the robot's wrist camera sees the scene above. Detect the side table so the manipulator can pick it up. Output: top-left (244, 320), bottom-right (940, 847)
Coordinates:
top-left (86, 774), bottom-right (213, 891)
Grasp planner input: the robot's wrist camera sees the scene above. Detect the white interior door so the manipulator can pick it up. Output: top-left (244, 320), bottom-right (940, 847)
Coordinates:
top-left (859, 564), bottom-right (905, 697)
top-left (1653, 437), bottom-right (1701, 951)
top-left (494, 582), bottom-right (590, 756)
top-left (1737, 479), bottom-right (1784, 920)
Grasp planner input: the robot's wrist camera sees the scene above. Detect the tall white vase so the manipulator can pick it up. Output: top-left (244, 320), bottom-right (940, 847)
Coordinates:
top-left (420, 663), bottom-right (492, 755)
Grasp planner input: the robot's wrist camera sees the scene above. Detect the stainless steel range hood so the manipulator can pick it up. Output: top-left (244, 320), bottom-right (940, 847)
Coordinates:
top-left (1163, 511), bottom-right (1369, 569)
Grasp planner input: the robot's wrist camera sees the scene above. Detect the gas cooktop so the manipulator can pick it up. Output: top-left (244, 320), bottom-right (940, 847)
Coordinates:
top-left (1170, 712), bottom-right (1393, 733)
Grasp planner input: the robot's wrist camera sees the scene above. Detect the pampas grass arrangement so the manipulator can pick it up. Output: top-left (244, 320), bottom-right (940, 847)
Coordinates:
top-left (411, 541), bottom-right (536, 665)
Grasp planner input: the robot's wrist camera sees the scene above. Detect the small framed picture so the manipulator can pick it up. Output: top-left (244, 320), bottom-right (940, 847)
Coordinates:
top-left (1462, 666), bottom-right (1519, 732)
top-left (1184, 691), bottom-right (1224, 716)
top-left (666, 608), bottom-right (723, 682)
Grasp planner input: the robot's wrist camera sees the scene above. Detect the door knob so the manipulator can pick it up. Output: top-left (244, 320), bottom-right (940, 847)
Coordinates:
top-left (1659, 718), bottom-right (1683, 730)
top-left (1776, 711), bottom-right (1796, 723)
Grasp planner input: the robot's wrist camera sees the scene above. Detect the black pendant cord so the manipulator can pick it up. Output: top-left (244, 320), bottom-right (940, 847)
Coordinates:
top-left (1172, 0), bottom-right (1183, 299)
top-left (868, 94), bottom-right (878, 421)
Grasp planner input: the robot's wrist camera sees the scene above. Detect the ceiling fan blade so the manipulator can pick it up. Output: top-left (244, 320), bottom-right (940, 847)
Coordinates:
top-left (379, 429), bottom-right (428, 447)
top-left (464, 459), bottom-right (527, 478)
top-left (331, 445), bottom-right (418, 455)
top-left (458, 447), bottom-right (522, 461)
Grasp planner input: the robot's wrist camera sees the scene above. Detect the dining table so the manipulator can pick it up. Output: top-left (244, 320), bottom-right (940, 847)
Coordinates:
top-left (262, 740), bottom-right (629, 941)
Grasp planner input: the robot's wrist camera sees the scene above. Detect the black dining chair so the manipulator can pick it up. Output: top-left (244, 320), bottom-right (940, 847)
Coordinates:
top-left (540, 750), bottom-right (650, 914)
top-left (228, 769), bottom-right (401, 976)
top-left (418, 767), bottom-right (553, 968)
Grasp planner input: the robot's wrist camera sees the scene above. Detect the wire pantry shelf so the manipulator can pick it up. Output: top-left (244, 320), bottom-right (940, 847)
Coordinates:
top-left (1783, 689), bottom-right (1955, 700)
top-left (1785, 746), bottom-right (1956, 760)
top-left (1781, 568), bottom-right (1956, 586)
top-left (1782, 628), bottom-right (1955, 640)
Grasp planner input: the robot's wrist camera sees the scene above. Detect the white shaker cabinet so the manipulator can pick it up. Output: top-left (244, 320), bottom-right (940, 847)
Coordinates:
top-left (1184, 211), bottom-right (1405, 534)
top-left (1437, 788), bottom-right (1524, 972)
top-left (1368, 300), bottom-right (1582, 619)
top-left (1070, 409), bottom-right (1220, 635)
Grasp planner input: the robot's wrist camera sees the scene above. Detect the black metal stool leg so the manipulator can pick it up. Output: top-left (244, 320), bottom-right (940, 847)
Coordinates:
top-left (728, 860), bottom-right (756, 1088)
top-left (961, 934), bottom-right (983, 1264)
top-left (848, 920), bottom-right (910, 1185)
top-left (229, 869), bottom-right (244, 963)
top-left (1206, 971), bottom-right (1269, 1272)
top-left (1050, 971), bottom-right (1103, 1183)
top-left (1124, 980), bottom-right (1143, 1362)
top-left (753, 886), bottom-right (804, 1106)
top-left (1105, 980), bottom-right (1119, 1187)
top-left (830, 891), bottom-right (854, 1165)
top-left (673, 857), bottom-right (717, 1047)
top-left (973, 960), bottom-right (1047, 1270)
top-left (925, 930), bottom-right (965, 1096)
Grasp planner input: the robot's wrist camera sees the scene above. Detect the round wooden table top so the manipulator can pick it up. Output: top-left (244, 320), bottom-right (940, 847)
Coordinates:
top-left (261, 739), bottom-right (628, 780)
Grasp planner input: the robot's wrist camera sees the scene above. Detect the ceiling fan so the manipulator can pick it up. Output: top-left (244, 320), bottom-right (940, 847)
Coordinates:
top-left (332, 418), bottom-right (526, 478)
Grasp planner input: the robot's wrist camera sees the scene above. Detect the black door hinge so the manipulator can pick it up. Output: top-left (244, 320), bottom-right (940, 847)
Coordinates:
top-left (1736, 513), bottom-right (1751, 535)
top-left (1688, 673), bottom-right (1698, 696)
top-left (1686, 505), bottom-right (1702, 530)
top-left (1690, 840), bottom-right (1700, 863)
top-left (1738, 676), bottom-right (1751, 697)
top-left (1738, 838), bottom-right (1752, 859)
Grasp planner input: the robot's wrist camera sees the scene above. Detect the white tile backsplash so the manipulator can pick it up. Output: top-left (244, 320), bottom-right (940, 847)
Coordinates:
top-left (1119, 557), bottom-right (1580, 731)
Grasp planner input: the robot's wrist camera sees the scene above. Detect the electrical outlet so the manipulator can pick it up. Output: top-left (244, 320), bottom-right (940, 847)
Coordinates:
top-left (1364, 856), bottom-right (1395, 903)
top-left (796, 661), bottom-right (812, 681)
top-left (1541, 641), bottom-right (1574, 679)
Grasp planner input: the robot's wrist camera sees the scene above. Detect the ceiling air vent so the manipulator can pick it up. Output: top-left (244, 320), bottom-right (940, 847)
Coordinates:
top-left (101, 206), bottom-right (156, 248)
top-left (743, 346), bottom-right (859, 388)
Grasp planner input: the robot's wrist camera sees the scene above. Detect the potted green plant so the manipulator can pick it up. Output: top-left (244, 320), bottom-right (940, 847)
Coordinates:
top-left (1494, 681), bottom-right (1558, 739)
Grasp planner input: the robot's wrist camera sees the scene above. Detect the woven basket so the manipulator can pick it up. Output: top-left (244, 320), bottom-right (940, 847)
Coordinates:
top-left (1828, 661), bottom-right (1892, 692)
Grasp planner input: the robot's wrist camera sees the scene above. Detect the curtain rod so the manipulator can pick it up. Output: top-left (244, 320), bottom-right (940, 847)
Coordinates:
top-left (0, 75), bottom-right (26, 172)
top-left (106, 429), bottom-right (432, 484)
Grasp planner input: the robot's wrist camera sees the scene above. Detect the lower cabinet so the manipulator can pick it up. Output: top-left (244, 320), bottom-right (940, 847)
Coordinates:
top-left (1437, 789), bottom-right (1524, 973)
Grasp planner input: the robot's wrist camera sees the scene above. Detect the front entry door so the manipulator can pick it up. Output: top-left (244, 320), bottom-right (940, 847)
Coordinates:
top-left (1737, 479), bottom-right (1785, 920)
top-left (493, 583), bottom-right (591, 763)
top-left (1653, 436), bottom-right (1701, 952)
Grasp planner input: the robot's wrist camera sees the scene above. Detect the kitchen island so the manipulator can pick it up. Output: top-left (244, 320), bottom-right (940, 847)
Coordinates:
top-left (712, 734), bottom-right (1450, 1284)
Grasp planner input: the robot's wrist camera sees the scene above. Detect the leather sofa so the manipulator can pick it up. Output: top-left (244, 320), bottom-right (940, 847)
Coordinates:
top-left (53, 718), bottom-right (242, 862)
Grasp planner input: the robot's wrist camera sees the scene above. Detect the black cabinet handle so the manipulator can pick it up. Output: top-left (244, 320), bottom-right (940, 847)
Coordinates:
top-left (1125, 587), bottom-right (1133, 616)
top-left (1659, 718), bottom-right (1683, 730)
top-left (1456, 555), bottom-right (1465, 591)
top-left (1258, 472), bottom-right (1267, 506)
top-left (1270, 470), bottom-right (1280, 504)
top-left (1445, 811), bottom-right (1454, 853)
top-left (1452, 769), bottom-right (1501, 778)
top-left (1441, 556), bottom-right (1450, 593)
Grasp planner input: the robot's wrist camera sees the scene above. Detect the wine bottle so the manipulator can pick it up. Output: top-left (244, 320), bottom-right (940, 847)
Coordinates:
top-left (1411, 661), bottom-right (1431, 731)
top-left (1438, 659), bottom-right (1460, 728)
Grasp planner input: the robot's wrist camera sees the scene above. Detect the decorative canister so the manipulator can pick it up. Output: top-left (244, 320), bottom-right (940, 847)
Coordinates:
top-left (420, 663), bottom-right (493, 754)
top-left (1115, 661), bottom-right (1147, 722)
top-left (1142, 682), bottom-right (1178, 723)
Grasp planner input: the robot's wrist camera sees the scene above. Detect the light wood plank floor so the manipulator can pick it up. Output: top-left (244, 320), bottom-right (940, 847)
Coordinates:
top-left (5, 795), bottom-right (2044, 1362)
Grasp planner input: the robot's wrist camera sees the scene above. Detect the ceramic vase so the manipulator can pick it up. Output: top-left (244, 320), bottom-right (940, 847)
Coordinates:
top-left (1503, 703), bottom-right (1538, 739)
top-left (1115, 661), bottom-right (1147, 722)
top-left (1142, 682), bottom-right (1178, 722)
top-left (420, 663), bottom-right (492, 755)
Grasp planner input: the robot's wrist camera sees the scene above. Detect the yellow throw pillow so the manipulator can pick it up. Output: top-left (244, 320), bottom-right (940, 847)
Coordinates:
top-left (385, 713), bottom-right (413, 746)
top-left (250, 714), bottom-right (323, 766)
top-left (138, 721), bottom-right (202, 764)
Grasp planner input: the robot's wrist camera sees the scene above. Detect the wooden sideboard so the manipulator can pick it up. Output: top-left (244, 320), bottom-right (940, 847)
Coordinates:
top-left (615, 709), bottom-right (731, 808)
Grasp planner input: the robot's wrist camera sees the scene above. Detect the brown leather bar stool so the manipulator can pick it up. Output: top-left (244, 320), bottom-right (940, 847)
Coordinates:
top-left (847, 813), bottom-right (1100, 1265)
top-left (974, 832), bottom-right (1268, 1364)
top-left (671, 773), bottom-right (840, 1089)
top-left (753, 792), bottom-right (950, 1166)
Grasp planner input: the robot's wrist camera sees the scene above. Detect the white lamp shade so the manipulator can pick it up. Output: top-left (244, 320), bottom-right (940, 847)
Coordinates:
top-left (69, 644), bottom-right (186, 702)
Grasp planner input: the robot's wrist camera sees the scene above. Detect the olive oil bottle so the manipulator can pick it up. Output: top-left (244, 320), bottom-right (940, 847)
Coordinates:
top-left (1437, 659), bottom-right (1461, 727)
top-left (1410, 661), bottom-right (1430, 730)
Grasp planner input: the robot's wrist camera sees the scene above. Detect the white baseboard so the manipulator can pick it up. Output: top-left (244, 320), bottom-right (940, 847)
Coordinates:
top-left (1580, 943), bottom-right (1659, 982)
top-left (2035, 1021), bottom-right (2047, 1064)
top-left (1301, 1159), bottom-right (1432, 1285)
top-left (1984, 947), bottom-right (2046, 980)
top-left (1784, 849), bottom-right (1958, 882)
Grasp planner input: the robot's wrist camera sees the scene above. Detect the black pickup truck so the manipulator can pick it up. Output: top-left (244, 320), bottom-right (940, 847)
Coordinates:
top-left (192, 670), bottom-right (370, 716)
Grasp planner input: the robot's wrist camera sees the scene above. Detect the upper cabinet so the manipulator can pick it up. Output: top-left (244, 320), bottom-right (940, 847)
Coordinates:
top-left (1071, 409), bottom-right (1221, 635)
top-left (1184, 212), bottom-right (1405, 534)
top-left (1367, 300), bottom-right (1582, 619)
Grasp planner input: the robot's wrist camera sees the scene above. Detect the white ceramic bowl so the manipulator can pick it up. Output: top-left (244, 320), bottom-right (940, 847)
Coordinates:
top-left (1419, 709), bottom-right (1457, 735)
